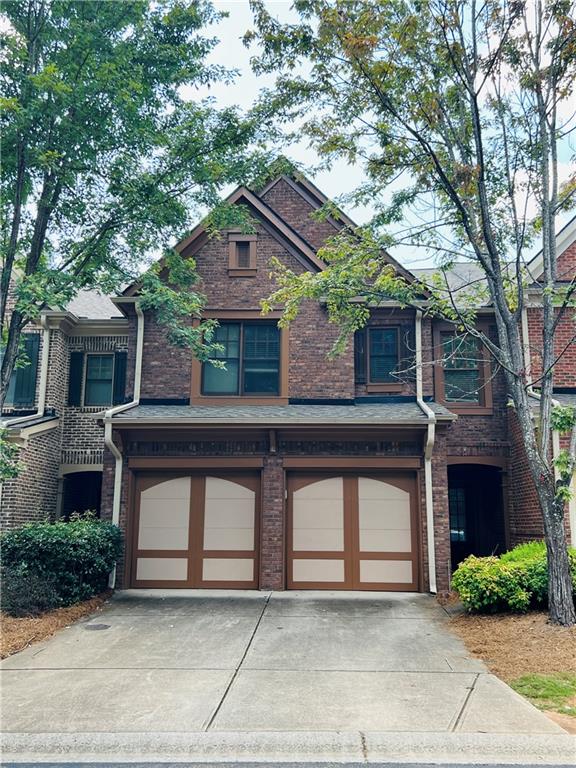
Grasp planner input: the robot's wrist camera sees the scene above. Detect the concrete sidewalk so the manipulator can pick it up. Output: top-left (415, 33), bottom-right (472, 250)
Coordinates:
top-left (2, 590), bottom-right (573, 763)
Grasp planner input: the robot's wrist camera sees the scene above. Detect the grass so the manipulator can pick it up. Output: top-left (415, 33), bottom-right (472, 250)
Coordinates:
top-left (510, 673), bottom-right (576, 716)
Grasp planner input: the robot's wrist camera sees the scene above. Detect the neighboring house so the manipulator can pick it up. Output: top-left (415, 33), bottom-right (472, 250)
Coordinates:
top-left (1, 172), bottom-right (574, 593)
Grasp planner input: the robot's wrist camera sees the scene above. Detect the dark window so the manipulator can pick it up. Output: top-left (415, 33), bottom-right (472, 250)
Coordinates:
top-left (354, 327), bottom-right (399, 384)
top-left (441, 334), bottom-right (481, 402)
top-left (2, 334), bottom-right (40, 407)
top-left (236, 241), bottom-right (251, 269)
top-left (202, 322), bottom-right (280, 396)
top-left (449, 487), bottom-right (467, 542)
top-left (84, 354), bottom-right (114, 406)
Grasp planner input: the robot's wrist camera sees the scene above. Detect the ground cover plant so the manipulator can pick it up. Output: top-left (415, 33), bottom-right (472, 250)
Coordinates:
top-left (0, 515), bottom-right (121, 616)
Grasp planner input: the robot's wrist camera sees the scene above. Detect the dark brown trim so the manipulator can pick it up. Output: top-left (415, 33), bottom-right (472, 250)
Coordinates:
top-left (282, 457), bottom-right (422, 469)
top-left (128, 457), bottom-right (264, 469)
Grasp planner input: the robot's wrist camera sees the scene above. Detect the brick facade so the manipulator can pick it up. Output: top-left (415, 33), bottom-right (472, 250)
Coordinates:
top-left (2, 174), bottom-right (575, 594)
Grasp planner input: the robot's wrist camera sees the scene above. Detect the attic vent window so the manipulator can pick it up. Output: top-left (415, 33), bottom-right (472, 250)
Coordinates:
top-left (228, 233), bottom-right (257, 276)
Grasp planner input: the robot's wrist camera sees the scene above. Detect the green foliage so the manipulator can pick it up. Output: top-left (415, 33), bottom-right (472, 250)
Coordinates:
top-left (0, 563), bottom-right (61, 617)
top-left (551, 405), bottom-right (576, 434)
top-left (452, 542), bottom-right (576, 613)
top-left (0, 428), bottom-right (23, 482)
top-left (511, 674), bottom-right (576, 716)
top-left (1, 0), bottom-right (271, 404)
top-left (0, 515), bottom-right (122, 612)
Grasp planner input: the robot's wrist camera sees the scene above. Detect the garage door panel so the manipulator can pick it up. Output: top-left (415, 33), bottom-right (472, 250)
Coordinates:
top-left (293, 528), bottom-right (344, 552)
top-left (294, 476), bottom-right (343, 500)
top-left (292, 558), bottom-right (345, 583)
top-left (359, 559), bottom-right (413, 584)
top-left (203, 527), bottom-right (255, 551)
top-left (142, 476), bottom-right (191, 500)
top-left (202, 558), bottom-right (254, 582)
top-left (136, 557), bottom-right (188, 582)
top-left (293, 501), bottom-right (343, 529)
top-left (360, 528), bottom-right (412, 553)
top-left (203, 504), bottom-right (254, 529)
top-left (358, 500), bottom-right (410, 531)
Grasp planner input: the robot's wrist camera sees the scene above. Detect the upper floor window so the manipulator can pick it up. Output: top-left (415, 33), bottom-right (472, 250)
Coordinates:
top-left (434, 328), bottom-right (492, 413)
top-left (202, 322), bottom-right (280, 396)
top-left (85, 354), bottom-right (114, 406)
top-left (228, 233), bottom-right (257, 276)
top-left (68, 350), bottom-right (127, 408)
top-left (1, 333), bottom-right (40, 408)
top-left (440, 334), bottom-right (481, 403)
top-left (354, 327), bottom-right (400, 386)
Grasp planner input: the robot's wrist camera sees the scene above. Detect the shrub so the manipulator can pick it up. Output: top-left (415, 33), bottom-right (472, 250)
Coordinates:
top-left (0, 564), bottom-right (61, 617)
top-left (452, 541), bottom-right (576, 613)
top-left (1, 515), bottom-right (121, 615)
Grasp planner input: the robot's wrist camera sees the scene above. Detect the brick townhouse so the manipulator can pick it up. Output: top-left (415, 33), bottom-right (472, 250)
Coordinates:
top-left (1, 171), bottom-right (575, 594)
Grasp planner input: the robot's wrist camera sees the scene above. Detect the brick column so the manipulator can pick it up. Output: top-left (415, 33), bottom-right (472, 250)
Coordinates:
top-left (259, 455), bottom-right (285, 590)
top-left (432, 431), bottom-right (451, 593)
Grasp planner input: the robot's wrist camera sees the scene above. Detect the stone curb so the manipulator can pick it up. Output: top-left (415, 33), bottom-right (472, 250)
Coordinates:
top-left (2, 731), bottom-right (575, 764)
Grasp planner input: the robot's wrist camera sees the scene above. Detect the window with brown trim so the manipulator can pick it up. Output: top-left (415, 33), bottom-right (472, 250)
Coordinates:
top-left (202, 322), bottom-right (280, 396)
top-left (228, 233), bottom-right (257, 276)
top-left (434, 328), bottom-right (493, 413)
top-left (354, 327), bottom-right (401, 389)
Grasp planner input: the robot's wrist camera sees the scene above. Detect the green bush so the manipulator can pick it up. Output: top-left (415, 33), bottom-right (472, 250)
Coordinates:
top-left (0, 564), bottom-right (61, 617)
top-left (452, 541), bottom-right (576, 613)
top-left (1, 516), bottom-right (121, 615)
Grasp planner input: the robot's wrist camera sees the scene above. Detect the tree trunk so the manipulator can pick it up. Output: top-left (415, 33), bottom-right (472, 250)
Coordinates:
top-left (541, 489), bottom-right (576, 626)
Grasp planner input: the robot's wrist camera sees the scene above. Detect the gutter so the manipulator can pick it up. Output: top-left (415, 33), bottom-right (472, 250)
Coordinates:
top-left (415, 310), bottom-right (437, 594)
top-left (103, 302), bottom-right (144, 588)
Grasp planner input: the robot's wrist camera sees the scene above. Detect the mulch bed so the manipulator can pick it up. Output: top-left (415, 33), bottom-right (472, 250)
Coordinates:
top-left (0, 591), bottom-right (111, 659)
top-left (450, 610), bottom-right (576, 681)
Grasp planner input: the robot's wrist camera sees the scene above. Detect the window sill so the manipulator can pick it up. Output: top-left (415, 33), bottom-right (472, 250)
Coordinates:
top-left (228, 268), bottom-right (257, 278)
top-left (365, 383), bottom-right (404, 393)
top-left (192, 396), bottom-right (289, 406)
top-left (443, 403), bottom-right (492, 415)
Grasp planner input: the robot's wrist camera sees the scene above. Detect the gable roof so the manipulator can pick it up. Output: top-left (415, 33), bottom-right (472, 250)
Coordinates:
top-left (260, 173), bottom-right (417, 285)
top-left (526, 215), bottom-right (576, 282)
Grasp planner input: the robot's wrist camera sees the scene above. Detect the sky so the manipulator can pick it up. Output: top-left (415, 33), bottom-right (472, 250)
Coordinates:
top-left (189, 0), bottom-right (575, 269)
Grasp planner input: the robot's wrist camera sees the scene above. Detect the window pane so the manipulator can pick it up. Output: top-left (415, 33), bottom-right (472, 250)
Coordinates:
top-left (202, 359), bottom-right (239, 394)
top-left (86, 355), bottom-right (113, 381)
top-left (212, 324), bottom-right (240, 359)
top-left (243, 324), bottom-right (279, 358)
top-left (444, 369), bottom-right (480, 402)
top-left (85, 380), bottom-right (113, 406)
top-left (236, 242), bottom-right (251, 268)
top-left (449, 487), bottom-right (467, 542)
top-left (243, 360), bottom-right (279, 394)
top-left (370, 356), bottom-right (397, 382)
top-left (442, 334), bottom-right (478, 369)
top-left (354, 331), bottom-right (366, 384)
top-left (370, 328), bottom-right (398, 356)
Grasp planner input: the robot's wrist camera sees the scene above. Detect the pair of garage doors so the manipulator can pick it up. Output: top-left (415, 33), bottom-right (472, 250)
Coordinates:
top-left (131, 473), bottom-right (417, 590)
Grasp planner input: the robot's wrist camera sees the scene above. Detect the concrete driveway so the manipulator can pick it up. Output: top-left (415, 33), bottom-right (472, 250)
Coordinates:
top-left (1, 590), bottom-right (563, 740)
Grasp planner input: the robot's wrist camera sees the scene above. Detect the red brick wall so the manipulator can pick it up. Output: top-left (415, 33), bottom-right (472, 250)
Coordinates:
top-left (507, 408), bottom-right (543, 543)
top-left (139, 222), bottom-right (355, 400)
top-left (260, 177), bottom-right (339, 251)
top-left (527, 307), bottom-right (576, 389)
top-left (557, 238), bottom-right (576, 281)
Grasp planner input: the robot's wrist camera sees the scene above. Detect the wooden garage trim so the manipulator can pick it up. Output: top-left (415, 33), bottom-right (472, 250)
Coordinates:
top-left (128, 457), bottom-right (264, 469)
top-left (282, 457), bottom-right (422, 469)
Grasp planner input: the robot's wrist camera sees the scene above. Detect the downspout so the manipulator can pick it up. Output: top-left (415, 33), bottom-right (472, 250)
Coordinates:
top-left (103, 302), bottom-right (144, 588)
top-left (415, 310), bottom-right (437, 594)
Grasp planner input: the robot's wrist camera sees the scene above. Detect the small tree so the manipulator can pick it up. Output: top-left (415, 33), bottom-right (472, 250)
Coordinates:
top-left (1, 0), bottom-right (268, 411)
top-left (249, 0), bottom-right (576, 624)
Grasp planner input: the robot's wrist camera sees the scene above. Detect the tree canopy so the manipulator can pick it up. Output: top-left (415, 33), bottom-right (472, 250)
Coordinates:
top-left (1, 0), bottom-right (268, 407)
